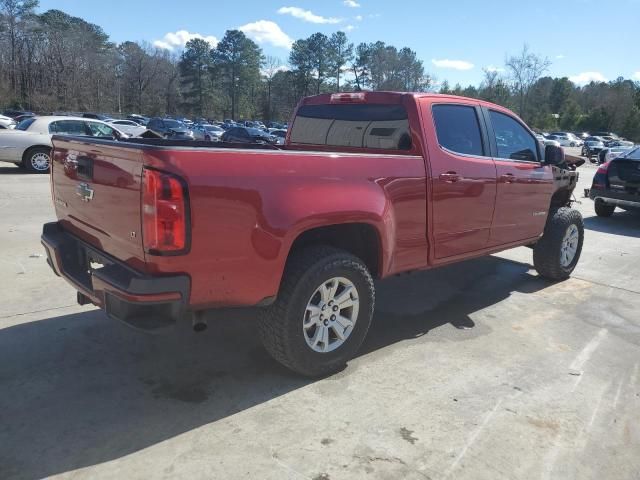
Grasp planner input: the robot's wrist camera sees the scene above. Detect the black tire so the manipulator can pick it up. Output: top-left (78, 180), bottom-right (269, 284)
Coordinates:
top-left (533, 207), bottom-right (584, 281)
top-left (258, 246), bottom-right (375, 377)
top-left (23, 146), bottom-right (51, 173)
top-left (594, 199), bottom-right (615, 217)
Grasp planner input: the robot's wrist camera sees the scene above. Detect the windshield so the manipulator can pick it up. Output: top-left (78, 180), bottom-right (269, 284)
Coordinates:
top-left (247, 128), bottom-right (266, 136)
top-left (164, 120), bottom-right (185, 129)
top-left (15, 118), bottom-right (36, 131)
top-left (624, 147), bottom-right (640, 159)
top-left (205, 126), bottom-right (223, 132)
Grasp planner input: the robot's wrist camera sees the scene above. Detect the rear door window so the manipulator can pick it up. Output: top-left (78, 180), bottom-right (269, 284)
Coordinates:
top-left (432, 104), bottom-right (485, 156)
top-left (290, 104), bottom-right (412, 150)
top-left (49, 120), bottom-right (89, 135)
top-left (489, 110), bottom-right (539, 162)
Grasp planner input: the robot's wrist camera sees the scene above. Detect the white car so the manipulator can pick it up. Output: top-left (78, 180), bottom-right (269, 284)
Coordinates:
top-left (535, 134), bottom-right (560, 147)
top-left (548, 133), bottom-right (583, 147)
top-left (0, 115), bottom-right (16, 129)
top-left (0, 116), bottom-right (127, 173)
top-left (108, 119), bottom-right (147, 137)
top-left (192, 124), bottom-right (225, 141)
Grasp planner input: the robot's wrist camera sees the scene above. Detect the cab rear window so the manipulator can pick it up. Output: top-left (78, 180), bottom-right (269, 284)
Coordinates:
top-left (290, 104), bottom-right (412, 150)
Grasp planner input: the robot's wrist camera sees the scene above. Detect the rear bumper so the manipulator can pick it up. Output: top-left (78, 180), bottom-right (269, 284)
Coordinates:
top-left (41, 222), bottom-right (190, 331)
top-left (590, 190), bottom-right (640, 210)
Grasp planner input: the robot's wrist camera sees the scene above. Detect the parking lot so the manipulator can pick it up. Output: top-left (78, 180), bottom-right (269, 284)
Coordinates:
top-left (0, 153), bottom-right (639, 479)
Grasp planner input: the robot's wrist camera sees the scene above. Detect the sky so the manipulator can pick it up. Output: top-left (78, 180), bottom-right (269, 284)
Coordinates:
top-left (37, 0), bottom-right (640, 87)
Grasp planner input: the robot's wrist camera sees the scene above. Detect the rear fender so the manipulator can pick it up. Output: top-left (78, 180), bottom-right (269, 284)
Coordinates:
top-left (273, 179), bottom-right (395, 276)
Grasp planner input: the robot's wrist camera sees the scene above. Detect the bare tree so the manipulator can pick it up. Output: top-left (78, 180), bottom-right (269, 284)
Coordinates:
top-left (505, 44), bottom-right (551, 118)
top-left (262, 55), bottom-right (282, 120)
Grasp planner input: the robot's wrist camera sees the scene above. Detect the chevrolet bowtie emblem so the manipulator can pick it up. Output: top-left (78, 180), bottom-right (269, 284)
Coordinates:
top-left (77, 182), bottom-right (94, 202)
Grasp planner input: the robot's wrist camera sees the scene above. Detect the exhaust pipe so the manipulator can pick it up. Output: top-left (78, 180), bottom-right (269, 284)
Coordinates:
top-left (191, 311), bottom-right (208, 332)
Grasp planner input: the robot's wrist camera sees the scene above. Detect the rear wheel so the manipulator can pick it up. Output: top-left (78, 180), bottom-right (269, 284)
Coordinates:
top-left (23, 147), bottom-right (51, 173)
top-left (533, 208), bottom-right (584, 281)
top-left (259, 246), bottom-right (375, 377)
top-left (595, 199), bottom-right (615, 217)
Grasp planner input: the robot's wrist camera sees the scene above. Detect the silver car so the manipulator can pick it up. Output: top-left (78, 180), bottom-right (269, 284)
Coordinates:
top-left (108, 119), bottom-right (147, 137)
top-left (192, 124), bottom-right (225, 142)
top-left (0, 116), bottom-right (127, 173)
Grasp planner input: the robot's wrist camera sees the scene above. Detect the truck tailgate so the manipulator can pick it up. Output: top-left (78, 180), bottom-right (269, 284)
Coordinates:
top-left (51, 136), bottom-right (147, 272)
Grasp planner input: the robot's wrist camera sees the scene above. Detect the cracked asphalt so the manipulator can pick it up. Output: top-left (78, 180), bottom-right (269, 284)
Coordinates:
top-left (0, 153), bottom-right (638, 480)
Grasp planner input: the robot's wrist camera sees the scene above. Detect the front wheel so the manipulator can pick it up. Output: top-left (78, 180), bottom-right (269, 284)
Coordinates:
top-left (23, 147), bottom-right (51, 173)
top-left (259, 246), bottom-right (375, 377)
top-left (533, 208), bottom-right (584, 281)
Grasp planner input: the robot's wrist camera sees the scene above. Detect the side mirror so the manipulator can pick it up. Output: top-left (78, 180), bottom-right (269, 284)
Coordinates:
top-left (544, 144), bottom-right (565, 165)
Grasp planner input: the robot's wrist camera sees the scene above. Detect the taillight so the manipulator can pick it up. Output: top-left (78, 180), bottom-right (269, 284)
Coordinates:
top-left (142, 168), bottom-right (189, 255)
top-left (596, 161), bottom-right (610, 174)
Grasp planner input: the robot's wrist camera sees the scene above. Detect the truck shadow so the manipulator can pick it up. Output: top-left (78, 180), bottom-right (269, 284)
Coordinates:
top-left (0, 255), bottom-right (550, 479)
top-left (583, 211), bottom-right (640, 238)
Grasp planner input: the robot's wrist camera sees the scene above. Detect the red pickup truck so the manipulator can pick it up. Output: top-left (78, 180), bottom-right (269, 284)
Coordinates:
top-left (42, 92), bottom-right (582, 376)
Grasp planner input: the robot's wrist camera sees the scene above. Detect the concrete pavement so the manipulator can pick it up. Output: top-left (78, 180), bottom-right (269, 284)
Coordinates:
top-left (0, 157), bottom-right (638, 480)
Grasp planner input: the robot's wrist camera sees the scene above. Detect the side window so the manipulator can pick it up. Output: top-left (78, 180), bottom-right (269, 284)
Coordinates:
top-left (432, 104), bottom-right (485, 157)
top-left (86, 122), bottom-right (115, 138)
top-left (49, 120), bottom-right (89, 136)
top-left (489, 110), bottom-right (538, 162)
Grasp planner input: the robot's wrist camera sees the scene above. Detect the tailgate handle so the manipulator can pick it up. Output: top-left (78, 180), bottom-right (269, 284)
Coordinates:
top-left (76, 156), bottom-right (94, 181)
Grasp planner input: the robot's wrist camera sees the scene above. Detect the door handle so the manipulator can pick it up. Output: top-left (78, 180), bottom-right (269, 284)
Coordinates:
top-left (439, 172), bottom-right (461, 183)
top-left (500, 173), bottom-right (516, 183)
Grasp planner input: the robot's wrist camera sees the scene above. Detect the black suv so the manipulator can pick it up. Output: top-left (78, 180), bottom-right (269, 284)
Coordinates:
top-left (590, 146), bottom-right (640, 216)
top-left (221, 127), bottom-right (276, 144)
top-left (146, 118), bottom-right (194, 139)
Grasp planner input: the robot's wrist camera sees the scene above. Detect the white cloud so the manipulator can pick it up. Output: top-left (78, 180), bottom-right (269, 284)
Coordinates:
top-left (345, 24), bottom-right (356, 31)
top-left (153, 30), bottom-right (218, 51)
top-left (555, 54), bottom-right (565, 59)
top-left (432, 59), bottom-right (475, 71)
top-left (569, 71), bottom-right (607, 85)
top-left (343, 0), bottom-right (361, 7)
top-left (355, 15), bottom-right (363, 21)
top-left (277, 6), bottom-right (342, 24)
top-left (633, 72), bottom-right (640, 80)
top-left (485, 65), bottom-right (505, 73)
top-left (239, 20), bottom-right (293, 49)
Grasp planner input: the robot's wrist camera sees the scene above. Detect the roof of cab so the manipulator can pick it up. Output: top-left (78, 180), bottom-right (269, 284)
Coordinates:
top-left (298, 91), bottom-right (518, 119)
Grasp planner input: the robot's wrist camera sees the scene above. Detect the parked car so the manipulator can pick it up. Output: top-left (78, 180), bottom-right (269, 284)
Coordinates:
top-left (146, 118), bottom-right (194, 140)
top-left (221, 126), bottom-right (277, 144)
top-left (0, 114), bottom-right (17, 129)
top-left (0, 116), bottom-right (127, 173)
top-left (535, 133), bottom-right (560, 147)
top-left (42, 91), bottom-right (582, 377)
top-left (2, 109), bottom-right (34, 119)
top-left (606, 140), bottom-right (634, 148)
top-left (598, 145), bottom-right (635, 164)
top-left (13, 113), bottom-right (35, 124)
top-left (582, 139), bottom-right (605, 160)
top-left (82, 113), bottom-right (112, 122)
top-left (127, 114), bottom-right (149, 126)
top-left (548, 132), bottom-right (582, 147)
top-left (590, 146), bottom-right (640, 216)
top-left (108, 119), bottom-right (147, 137)
top-left (192, 124), bottom-right (225, 142)
top-left (591, 131), bottom-right (619, 139)
top-left (268, 129), bottom-right (287, 145)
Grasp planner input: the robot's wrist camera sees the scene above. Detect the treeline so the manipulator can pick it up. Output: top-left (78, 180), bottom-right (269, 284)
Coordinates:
top-left (1, 1), bottom-right (639, 140)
